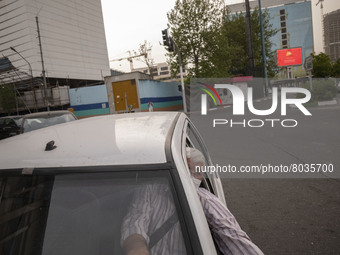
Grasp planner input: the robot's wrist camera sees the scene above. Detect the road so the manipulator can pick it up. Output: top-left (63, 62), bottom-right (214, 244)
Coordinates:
top-left (189, 93), bottom-right (340, 254)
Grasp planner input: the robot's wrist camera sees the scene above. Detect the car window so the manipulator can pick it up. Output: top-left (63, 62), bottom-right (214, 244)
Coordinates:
top-left (184, 121), bottom-right (216, 194)
top-left (7, 119), bottom-right (16, 127)
top-left (22, 113), bottom-right (76, 133)
top-left (13, 118), bottom-right (22, 126)
top-left (5, 119), bottom-right (12, 125)
top-left (0, 170), bottom-right (190, 255)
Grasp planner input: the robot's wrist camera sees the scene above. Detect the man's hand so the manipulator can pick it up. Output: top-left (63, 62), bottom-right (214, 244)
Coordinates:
top-left (123, 234), bottom-right (149, 255)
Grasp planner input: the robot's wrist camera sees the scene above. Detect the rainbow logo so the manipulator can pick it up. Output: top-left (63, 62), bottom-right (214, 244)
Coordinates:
top-left (198, 82), bottom-right (223, 106)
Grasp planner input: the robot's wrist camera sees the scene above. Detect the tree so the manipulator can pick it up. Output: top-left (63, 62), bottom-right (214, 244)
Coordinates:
top-left (224, 8), bottom-right (278, 77)
top-left (166, 1), bottom-right (278, 78)
top-left (133, 41), bottom-right (155, 78)
top-left (332, 58), bottom-right (340, 78)
top-left (0, 85), bottom-right (16, 114)
top-left (198, 7), bottom-right (232, 78)
top-left (311, 53), bottom-right (333, 78)
top-left (167, 0), bottom-right (226, 78)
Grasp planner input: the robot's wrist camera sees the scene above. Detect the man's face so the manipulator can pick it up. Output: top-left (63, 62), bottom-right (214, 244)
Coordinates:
top-left (187, 158), bottom-right (204, 181)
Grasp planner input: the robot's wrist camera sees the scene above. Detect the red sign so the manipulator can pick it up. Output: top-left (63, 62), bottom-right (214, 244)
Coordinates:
top-left (277, 48), bottom-right (302, 67)
top-left (230, 76), bottom-right (253, 83)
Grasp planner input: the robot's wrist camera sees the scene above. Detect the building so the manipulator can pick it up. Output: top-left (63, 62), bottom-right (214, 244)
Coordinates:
top-left (132, 62), bottom-right (188, 81)
top-left (0, 0), bottom-right (110, 113)
top-left (105, 72), bottom-right (183, 114)
top-left (228, 0), bottom-right (314, 79)
top-left (324, 9), bottom-right (340, 62)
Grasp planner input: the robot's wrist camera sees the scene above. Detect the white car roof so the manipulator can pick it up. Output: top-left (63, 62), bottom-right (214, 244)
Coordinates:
top-left (0, 112), bottom-right (181, 169)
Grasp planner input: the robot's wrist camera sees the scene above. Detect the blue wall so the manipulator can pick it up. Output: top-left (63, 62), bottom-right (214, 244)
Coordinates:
top-left (138, 80), bottom-right (183, 111)
top-left (69, 84), bottom-right (109, 118)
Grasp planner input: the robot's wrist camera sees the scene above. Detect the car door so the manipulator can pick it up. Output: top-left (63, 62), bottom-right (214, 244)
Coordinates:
top-left (182, 119), bottom-right (226, 205)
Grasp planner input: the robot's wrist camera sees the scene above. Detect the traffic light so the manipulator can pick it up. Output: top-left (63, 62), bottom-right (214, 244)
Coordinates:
top-left (162, 29), bottom-right (169, 46)
top-left (161, 29), bottom-right (174, 52)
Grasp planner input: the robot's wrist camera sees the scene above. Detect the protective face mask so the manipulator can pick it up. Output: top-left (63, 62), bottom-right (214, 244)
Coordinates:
top-left (191, 176), bottom-right (202, 190)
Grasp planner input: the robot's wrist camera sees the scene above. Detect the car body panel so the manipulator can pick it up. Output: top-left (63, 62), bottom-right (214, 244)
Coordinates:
top-left (0, 112), bottom-right (226, 255)
top-left (171, 113), bottom-right (218, 254)
top-left (1, 113), bottom-right (176, 169)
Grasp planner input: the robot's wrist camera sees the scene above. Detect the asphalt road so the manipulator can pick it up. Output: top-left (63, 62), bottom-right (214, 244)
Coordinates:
top-left (189, 93), bottom-right (340, 254)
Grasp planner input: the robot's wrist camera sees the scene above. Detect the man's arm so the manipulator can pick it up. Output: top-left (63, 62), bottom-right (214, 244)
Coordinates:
top-left (121, 186), bottom-right (152, 254)
top-left (198, 188), bottom-right (264, 255)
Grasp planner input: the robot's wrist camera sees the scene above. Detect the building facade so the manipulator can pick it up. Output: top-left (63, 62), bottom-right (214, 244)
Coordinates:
top-left (324, 9), bottom-right (340, 62)
top-left (0, 0), bottom-right (110, 87)
top-left (132, 62), bottom-right (188, 81)
top-left (228, 0), bottom-right (314, 79)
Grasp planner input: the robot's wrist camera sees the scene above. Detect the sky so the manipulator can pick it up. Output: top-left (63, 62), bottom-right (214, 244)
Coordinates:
top-left (101, 0), bottom-right (340, 73)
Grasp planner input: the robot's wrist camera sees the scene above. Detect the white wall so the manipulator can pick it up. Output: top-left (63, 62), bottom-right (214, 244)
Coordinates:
top-left (0, 0), bottom-right (110, 81)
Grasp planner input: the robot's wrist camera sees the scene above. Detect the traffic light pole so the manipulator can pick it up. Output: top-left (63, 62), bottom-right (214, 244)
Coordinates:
top-left (172, 39), bottom-right (187, 113)
top-left (162, 29), bottom-right (187, 112)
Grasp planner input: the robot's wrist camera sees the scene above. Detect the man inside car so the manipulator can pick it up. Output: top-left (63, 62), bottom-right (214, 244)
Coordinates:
top-left (121, 148), bottom-right (263, 255)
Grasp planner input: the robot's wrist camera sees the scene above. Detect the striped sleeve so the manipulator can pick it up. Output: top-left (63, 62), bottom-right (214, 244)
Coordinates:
top-left (121, 185), bottom-right (152, 244)
top-left (198, 188), bottom-right (264, 255)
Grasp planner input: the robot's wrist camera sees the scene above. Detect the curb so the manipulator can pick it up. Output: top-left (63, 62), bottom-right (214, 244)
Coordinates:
top-left (318, 99), bottom-right (337, 106)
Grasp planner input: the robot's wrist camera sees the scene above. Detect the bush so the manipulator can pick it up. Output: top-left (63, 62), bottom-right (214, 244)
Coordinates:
top-left (312, 80), bottom-right (337, 101)
top-left (299, 79), bottom-right (336, 101)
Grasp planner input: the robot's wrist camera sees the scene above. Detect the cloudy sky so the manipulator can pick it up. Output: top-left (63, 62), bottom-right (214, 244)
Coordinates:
top-left (101, 0), bottom-right (340, 72)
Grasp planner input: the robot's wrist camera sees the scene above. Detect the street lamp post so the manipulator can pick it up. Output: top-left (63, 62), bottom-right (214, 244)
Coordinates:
top-left (10, 46), bottom-right (37, 111)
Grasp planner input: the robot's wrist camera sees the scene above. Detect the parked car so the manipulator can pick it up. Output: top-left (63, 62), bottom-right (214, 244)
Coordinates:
top-left (20, 110), bottom-right (77, 133)
top-left (0, 112), bottom-right (226, 255)
top-left (0, 115), bottom-right (22, 140)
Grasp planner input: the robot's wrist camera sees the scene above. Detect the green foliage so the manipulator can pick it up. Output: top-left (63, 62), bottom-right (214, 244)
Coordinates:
top-left (166, 1), bottom-right (278, 78)
top-left (224, 8), bottom-right (278, 77)
top-left (311, 53), bottom-right (333, 78)
top-left (0, 85), bottom-right (16, 114)
top-left (300, 79), bottom-right (337, 101)
top-left (312, 80), bottom-right (337, 101)
top-left (332, 59), bottom-right (340, 78)
top-left (167, 0), bottom-right (226, 78)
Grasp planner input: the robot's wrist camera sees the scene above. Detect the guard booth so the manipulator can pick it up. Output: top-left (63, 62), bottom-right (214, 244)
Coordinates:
top-left (105, 72), bottom-right (183, 114)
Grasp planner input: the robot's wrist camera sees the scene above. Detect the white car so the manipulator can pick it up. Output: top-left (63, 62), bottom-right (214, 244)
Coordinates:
top-left (0, 112), bottom-right (226, 255)
top-left (20, 110), bottom-right (77, 133)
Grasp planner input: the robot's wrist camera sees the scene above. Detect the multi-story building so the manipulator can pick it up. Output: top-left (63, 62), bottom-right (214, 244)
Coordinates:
top-left (0, 0), bottom-right (110, 112)
top-left (324, 9), bottom-right (340, 62)
top-left (228, 0), bottom-right (314, 79)
top-left (132, 62), bottom-right (188, 81)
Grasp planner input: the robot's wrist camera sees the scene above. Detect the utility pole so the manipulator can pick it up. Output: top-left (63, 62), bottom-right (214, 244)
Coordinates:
top-left (245, 0), bottom-right (255, 76)
top-left (36, 16), bottom-right (49, 111)
top-left (161, 29), bottom-right (187, 112)
top-left (258, 0), bottom-right (268, 96)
